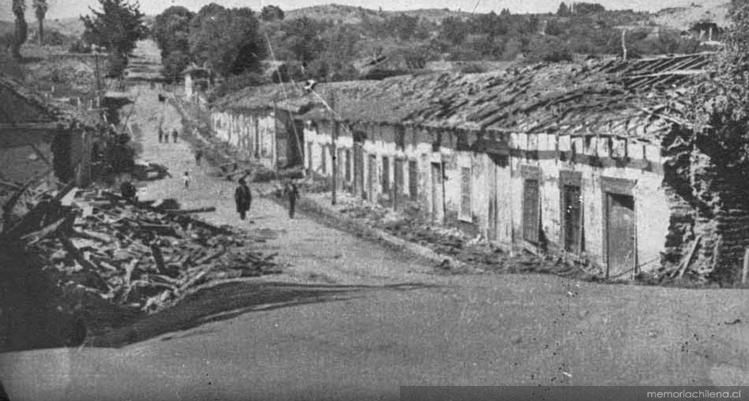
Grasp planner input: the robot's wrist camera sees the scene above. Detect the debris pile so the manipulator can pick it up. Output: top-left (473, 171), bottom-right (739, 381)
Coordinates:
top-left (331, 193), bottom-right (597, 279)
top-left (1, 182), bottom-right (281, 333)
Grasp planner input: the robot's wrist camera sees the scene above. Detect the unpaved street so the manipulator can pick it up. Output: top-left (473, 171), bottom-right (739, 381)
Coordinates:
top-left (2, 43), bottom-right (749, 401)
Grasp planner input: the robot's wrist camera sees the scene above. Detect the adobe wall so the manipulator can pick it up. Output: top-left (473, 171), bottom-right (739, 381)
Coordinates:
top-left (301, 118), bottom-right (674, 278)
top-left (210, 109), bottom-right (277, 168)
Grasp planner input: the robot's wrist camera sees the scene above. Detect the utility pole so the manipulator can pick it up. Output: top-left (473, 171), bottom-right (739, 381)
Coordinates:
top-left (330, 91), bottom-right (338, 206)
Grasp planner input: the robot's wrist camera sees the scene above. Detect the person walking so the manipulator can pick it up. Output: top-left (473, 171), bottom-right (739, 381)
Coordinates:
top-left (157, 126), bottom-right (163, 143)
top-left (284, 180), bottom-right (299, 219)
top-left (172, 129), bottom-right (179, 143)
top-left (182, 171), bottom-right (192, 189)
top-left (234, 178), bottom-right (252, 221)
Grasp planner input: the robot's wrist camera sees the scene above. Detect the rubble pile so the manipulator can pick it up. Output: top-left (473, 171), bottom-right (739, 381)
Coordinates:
top-left (335, 195), bottom-right (597, 279)
top-left (1, 183), bottom-right (281, 333)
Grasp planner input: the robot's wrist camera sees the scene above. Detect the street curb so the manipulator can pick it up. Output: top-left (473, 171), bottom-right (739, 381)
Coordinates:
top-left (270, 193), bottom-right (469, 270)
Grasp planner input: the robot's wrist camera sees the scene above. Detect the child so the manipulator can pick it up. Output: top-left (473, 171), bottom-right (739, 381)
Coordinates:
top-left (182, 171), bottom-right (191, 189)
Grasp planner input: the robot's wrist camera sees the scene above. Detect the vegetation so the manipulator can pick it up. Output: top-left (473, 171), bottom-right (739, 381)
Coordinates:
top-left (152, 6), bottom-right (193, 81)
top-left (81, 0), bottom-right (148, 76)
top-left (147, 1), bottom-right (717, 94)
top-left (11, 0), bottom-right (28, 60)
top-left (187, 4), bottom-right (266, 78)
top-left (686, 0), bottom-right (749, 171)
top-left (33, 0), bottom-right (49, 45)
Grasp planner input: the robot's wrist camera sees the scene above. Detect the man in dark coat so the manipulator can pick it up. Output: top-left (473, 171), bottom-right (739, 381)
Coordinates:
top-left (234, 178), bottom-right (252, 220)
top-left (284, 181), bottom-right (299, 219)
top-left (172, 129), bottom-right (179, 143)
top-left (120, 180), bottom-right (137, 202)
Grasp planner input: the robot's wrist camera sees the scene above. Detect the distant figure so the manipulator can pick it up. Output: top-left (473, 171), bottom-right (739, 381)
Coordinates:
top-left (172, 129), bottom-right (179, 143)
top-left (157, 127), bottom-right (163, 143)
top-left (182, 171), bottom-right (191, 189)
top-left (195, 149), bottom-right (203, 166)
top-left (234, 178), bottom-right (252, 221)
top-left (120, 180), bottom-right (137, 202)
top-left (284, 181), bottom-right (299, 219)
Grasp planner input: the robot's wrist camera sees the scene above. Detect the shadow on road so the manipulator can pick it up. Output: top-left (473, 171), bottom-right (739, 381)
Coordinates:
top-left (91, 281), bottom-right (437, 348)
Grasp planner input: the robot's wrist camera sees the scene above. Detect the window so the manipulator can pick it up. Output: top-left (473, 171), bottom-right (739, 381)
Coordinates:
top-left (523, 178), bottom-right (540, 243)
top-left (395, 126), bottom-right (405, 150)
top-left (395, 159), bottom-right (404, 198)
top-left (408, 160), bottom-right (418, 200)
top-left (321, 144), bottom-right (327, 174)
top-left (307, 143), bottom-right (313, 172)
top-left (382, 156), bottom-right (390, 193)
top-left (345, 149), bottom-right (351, 182)
top-left (460, 167), bottom-right (472, 221)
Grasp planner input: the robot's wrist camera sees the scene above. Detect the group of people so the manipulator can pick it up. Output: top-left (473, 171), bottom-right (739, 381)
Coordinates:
top-left (234, 178), bottom-right (298, 221)
top-left (158, 127), bottom-right (179, 143)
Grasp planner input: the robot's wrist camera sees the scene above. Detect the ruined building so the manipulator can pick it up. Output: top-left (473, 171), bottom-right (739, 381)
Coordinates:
top-left (209, 52), bottom-right (748, 284)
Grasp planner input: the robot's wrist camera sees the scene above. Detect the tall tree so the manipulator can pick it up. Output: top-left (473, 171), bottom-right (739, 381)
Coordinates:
top-left (153, 6), bottom-right (193, 56)
top-left (557, 2), bottom-right (571, 16)
top-left (188, 5), bottom-right (267, 77)
top-left (11, 0), bottom-right (27, 60)
top-left (439, 16), bottom-right (467, 45)
top-left (153, 6), bottom-right (194, 82)
top-left (33, 0), bottom-right (48, 45)
top-left (260, 5), bottom-right (284, 21)
top-left (81, 0), bottom-right (148, 59)
top-left (280, 16), bottom-right (324, 64)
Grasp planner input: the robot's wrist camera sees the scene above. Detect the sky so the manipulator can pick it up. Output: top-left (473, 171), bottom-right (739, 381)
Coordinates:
top-left (0, 0), bottom-right (707, 21)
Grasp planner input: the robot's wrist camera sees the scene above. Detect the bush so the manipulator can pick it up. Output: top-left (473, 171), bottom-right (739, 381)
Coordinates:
top-left (106, 52), bottom-right (128, 78)
top-left (162, 50), bottom-right (190, 83)
top-left (68, 39), bottom-right (92, 53)
top-left (525, 36), bottom-right (573, 63)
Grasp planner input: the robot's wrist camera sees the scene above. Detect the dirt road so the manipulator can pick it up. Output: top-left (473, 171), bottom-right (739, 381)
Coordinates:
top-left (1, 42), bottom-right (749, 401)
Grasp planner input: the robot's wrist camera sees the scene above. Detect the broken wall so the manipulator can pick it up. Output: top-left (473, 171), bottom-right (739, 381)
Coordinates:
top-left (210, 109), bottom-right (277, 169)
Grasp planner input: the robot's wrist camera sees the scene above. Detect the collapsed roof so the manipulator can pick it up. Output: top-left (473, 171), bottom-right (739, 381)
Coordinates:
top-left (213, 53), bottom-right (714, 141)
top-left (0, 74), bottom-right (102, 148)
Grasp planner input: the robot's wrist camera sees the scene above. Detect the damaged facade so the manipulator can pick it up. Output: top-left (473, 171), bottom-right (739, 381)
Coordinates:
top-left (0, 75), bottom-right (98, 187)
top-left (209, 84), bottom-right (308, 169)
top-left (211, 53), bottom-right (747, 283)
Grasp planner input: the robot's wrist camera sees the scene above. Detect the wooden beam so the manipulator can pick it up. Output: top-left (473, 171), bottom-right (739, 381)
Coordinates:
top-left (29, 143), bottom-right (52, 166)
top-left (0, 127), bottom-right (59, 148)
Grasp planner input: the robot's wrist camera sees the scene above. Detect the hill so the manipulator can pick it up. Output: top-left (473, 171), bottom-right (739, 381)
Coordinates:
top-left (652, 0), bottom-right (730, 31)
top-left (285, 4), bottom-right (470, 24)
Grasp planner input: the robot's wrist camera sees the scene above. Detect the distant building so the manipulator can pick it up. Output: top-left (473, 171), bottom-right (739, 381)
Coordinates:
top-left (0, 74), bottom-right (99, 186)
top-left (182, 63), bottom-right (213, 102)
top-left (209, 52), bottom-right (749, 283)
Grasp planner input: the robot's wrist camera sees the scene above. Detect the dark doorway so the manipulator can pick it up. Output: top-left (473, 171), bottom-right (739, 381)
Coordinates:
top-left (563, 184), bottom-right (583, 253)
top-left (431, 162), bottom-right (444, 223)
top-left (606, 193), bottom-right (636, 278)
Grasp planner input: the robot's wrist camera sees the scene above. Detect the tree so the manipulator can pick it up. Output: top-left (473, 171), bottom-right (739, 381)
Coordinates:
top-left (439, 16), bottom-right (467, 45)
top-left (11, 0), bottom-right (27, 60)
top-left (261, 5), bottom-right (284, 21)
top-left (81, 0), bottom-right (148, 62)
top-left (386, 14), bottom-right (419, 41)
top-left (33, 0), bottom-right (49, 45)
top-left (162, 50), bottom-right (190, 82)
top-left (280, 17), bottom-right (324, 64)
top-left (572, 2), bottom-right (605, 15)
top-left (188, 5), bottom-right (267, 77)
top-left (152, 6), bottom-right (193, 57)
top-left (557, 2), bottom-right (571, 16)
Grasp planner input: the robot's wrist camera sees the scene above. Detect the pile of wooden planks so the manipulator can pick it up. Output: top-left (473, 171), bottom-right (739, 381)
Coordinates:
top-left (1, 183), bottom-right (281, 322)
